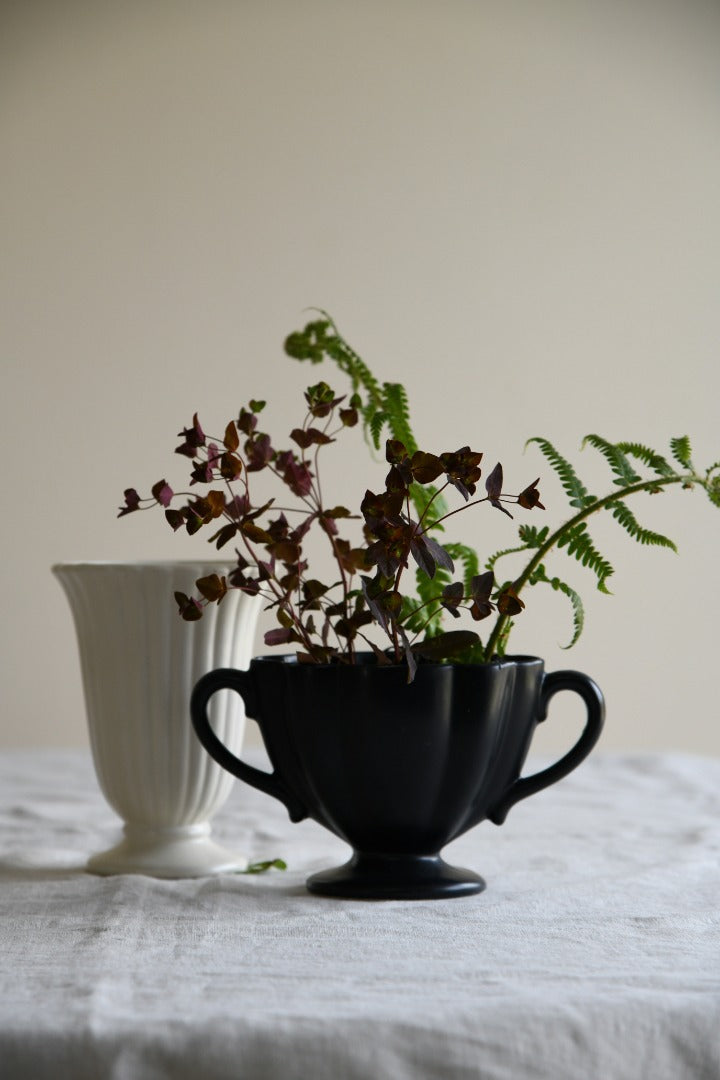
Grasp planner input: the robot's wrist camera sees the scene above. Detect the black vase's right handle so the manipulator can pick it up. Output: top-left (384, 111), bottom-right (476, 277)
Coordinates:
top-left (488, 670), bottom-right (605, 825)
top-left (190, 668), bottom-right (308, 822)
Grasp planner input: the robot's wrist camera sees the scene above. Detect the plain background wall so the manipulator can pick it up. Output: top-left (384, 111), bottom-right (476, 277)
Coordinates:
top-left (2, 0), bottom-right (719, 755)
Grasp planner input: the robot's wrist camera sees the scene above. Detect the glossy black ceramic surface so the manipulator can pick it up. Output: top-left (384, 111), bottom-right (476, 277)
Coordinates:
top-left (191, 655), bottom-right (604, 900)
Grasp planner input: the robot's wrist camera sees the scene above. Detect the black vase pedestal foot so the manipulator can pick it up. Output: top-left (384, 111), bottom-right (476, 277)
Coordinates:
top-left (306, 852), bottom-right (486, 900)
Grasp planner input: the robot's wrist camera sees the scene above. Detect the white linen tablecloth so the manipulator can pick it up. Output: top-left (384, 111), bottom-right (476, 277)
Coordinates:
top-left (1, 748), bottom-right (719, 1080)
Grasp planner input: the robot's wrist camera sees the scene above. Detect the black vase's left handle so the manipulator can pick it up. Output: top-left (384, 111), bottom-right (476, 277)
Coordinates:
top-left (488, 670), bottom-right (605, 825)
top-left (191, 668), bottom-right (308, 822)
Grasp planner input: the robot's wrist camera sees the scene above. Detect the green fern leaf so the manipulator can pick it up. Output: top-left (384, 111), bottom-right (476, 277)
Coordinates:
top-left (615, 442), bottom-right (675, 477)
top-left (606, 500), bottom-right (677, 551)
top-left (582, 434), bottom-right (641, 487)
top-left (400, 594), bottom-right (433, 636)
top-left (670, 436), bottom-right (693, 469)
top-left (516, 524), bottom-right (550, 548)
top-left (313, 310), bottom-right (384, 398)
top-left (382, 382), bottom-right (418, 454)
top-left (412, 483), bottom-right (448, 531)
top-left (529, 564), bottom-right (585, 648)
top-left (368, 409), bottom-right (389, 450)
top-left (485, 542), bottom-right (532, 573)
top-left (444, 543), bottom-right (480, 593)
top-left (409, 563), bottom-right (453, 636)
top-left (556, 523), bottom-right (614, 593)
top-left (526, 437), bottom-right (593, 509)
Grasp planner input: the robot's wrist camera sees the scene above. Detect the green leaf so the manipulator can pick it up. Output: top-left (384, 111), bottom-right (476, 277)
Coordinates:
top-left (556, 523), bottom-right (614, 593)
top-left (412, 561), bottom-right (453, 635)
top-left (526, 437), bottom-right (593, 509)
top-left (670, 436), bottom-right (693, 469)
top-left (582, 434), bottom-right (641, 487)
top-left (382, 382), bottom-right (418, 455)
top-left (241, 858), bottom-right (288, 874)
top-left (615, 442), bottom-right (675, 477)
top-left (485, 526), bottom-right (548, 575)
top-left (485, 542), bottom-right (531, 574)
top-left (528, 564), bottom-right (585, 648)
top-left (443, 542), bottom-right (480, 593)
top-left (369, 409), bottom-right (389, 450)
top-left (516, 524), bottom-right (550, 548)
top-left (606, 500), bottom-right (677, 551)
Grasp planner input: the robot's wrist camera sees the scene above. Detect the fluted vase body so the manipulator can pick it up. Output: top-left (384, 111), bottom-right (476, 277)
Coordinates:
top-left (54, 561), bottom-right (260, 877)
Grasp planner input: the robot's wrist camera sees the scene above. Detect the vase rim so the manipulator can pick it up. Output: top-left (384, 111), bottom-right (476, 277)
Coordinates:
top-left (249, 651), bottom-right (544, 670)
top-left (52, 559), bottom-right (235, 571)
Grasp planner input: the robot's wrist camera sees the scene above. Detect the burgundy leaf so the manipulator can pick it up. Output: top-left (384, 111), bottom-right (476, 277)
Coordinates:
top-left (165, 508), bottom-right (185, 532)
top-left (441, 581), bottom-right (464, 618)
top-left (220, 452), bottom-right (244, 481)
top-left (209, 522), bottom-right (239, 549)
top-left (485, 462), bottom-right (503, 501)
top-left (410, 535), bottom-right (436, 578)
top-left (291, 427), bottom-right (334, 449)
top-left (421, 533), bottom-right (454, 573)
top-left (117, 488), bottom-right (141, 517)
top-left (245, 433), bottom-right (273, 472)
top-left (411, 451), bottom-right (444, 485)
top-left (150, 480), bottom-right (173, 508)
top-left (518, 478), bottom-right (545, 510)
top-left (237, 407), bottom-right (258, 436)
top-left (385, 439), bottom-right (409, 464)
top-left (440, 447), bottom-right (483, 500)
top-left (411, 630), bottom-right (480, 660)
top-left (276, 452), bottom-right (313, 497)
top-left (195, 574), bottom-right (227, 603)
top-left (264, 627), bottom-right (297, 647)
top-left (190, 458), bottom-right (214, 485)
top-left (496, 585), bottom-right (525, 616)
top-left (223, 421), bottom-right (240, 452)
top-left (225, 494), bottom-right (251, 520)
top-left (485, 462), bottom-right (514, 518)
top-left (339, 407), bottom-right (358, 427)
top-left (174, 591), bottom-right (203, 621)
top-left (175, 413), bottom-right (206, 457)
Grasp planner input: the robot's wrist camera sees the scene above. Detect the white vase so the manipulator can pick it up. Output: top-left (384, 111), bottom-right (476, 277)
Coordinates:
top-left (53, 561), bottom-right (260, 878)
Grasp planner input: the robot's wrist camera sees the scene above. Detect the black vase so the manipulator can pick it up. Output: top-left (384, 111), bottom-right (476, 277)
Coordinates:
top-left (191, 654), bottom-right (604, 900)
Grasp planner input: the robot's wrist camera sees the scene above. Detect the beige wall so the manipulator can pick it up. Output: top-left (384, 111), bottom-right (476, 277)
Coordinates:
top-left (2, 0), bottom-right (719, 754)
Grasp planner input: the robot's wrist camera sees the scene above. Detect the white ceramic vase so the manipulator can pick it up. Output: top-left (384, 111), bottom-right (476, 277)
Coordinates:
top-left (53, 561), bottom-right (260, 878)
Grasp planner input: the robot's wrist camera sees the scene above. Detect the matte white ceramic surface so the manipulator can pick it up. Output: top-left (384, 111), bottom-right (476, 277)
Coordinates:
top-left (54, 561), bottom-right (260, 877)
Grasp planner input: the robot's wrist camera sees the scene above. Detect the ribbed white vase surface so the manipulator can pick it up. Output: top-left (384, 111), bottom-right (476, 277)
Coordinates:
top-left (53, 561), bottom-right (260, 878)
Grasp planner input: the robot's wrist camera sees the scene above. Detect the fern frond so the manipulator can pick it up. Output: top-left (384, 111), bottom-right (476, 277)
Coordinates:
top-left (526, 437), bottom-right (593, 509)
top-left (485, 543), bottom-right (531, 573)
top-left (582, 434), bottom-right (641, 487)
top-left (517, 524), bottom-right (550, 548)
top-left (529, 564), bottom-right (585, 648)
top-left (382, 382), bottom-right (417, 454)
top-left (615, 442), bottom-right (675, 477)
top-left (400, 594), bottom-right (433, 636)
top-left (368, 409), bottom-right (389, 450)
top-left (670, 436), bottom-right (693, 469)
top-left (410, 563), bottom-right (453, 637)
top-left (485, 527), bottom-right (549, 574)
top-left (313, 310), bottom-right (385, 401)
top-left (556, 523), bottom-right (614, 593)
top-left (606, 500), bottom-right (678, 551)
top-left (444, 543), bottom-right (480, 593)
top-left (413, 482), bottom-right (448, 531)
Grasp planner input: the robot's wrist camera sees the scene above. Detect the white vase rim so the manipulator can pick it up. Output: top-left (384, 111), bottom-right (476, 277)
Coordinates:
top-left (52, 559), bottom-right (236, 572)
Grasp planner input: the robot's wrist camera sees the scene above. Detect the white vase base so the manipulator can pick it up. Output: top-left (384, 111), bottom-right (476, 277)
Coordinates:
top-left (86, 823), bottom-right (248, 879)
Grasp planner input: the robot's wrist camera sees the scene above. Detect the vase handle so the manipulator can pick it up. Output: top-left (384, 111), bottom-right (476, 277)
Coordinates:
top-left (190, 668), bottom-right (308, 823)
top-left (487, 670), bottom-right (605, 825)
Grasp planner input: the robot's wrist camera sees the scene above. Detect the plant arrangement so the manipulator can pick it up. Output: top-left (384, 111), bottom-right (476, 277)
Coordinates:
top-left (119, 315), bottom-right (719, 680)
